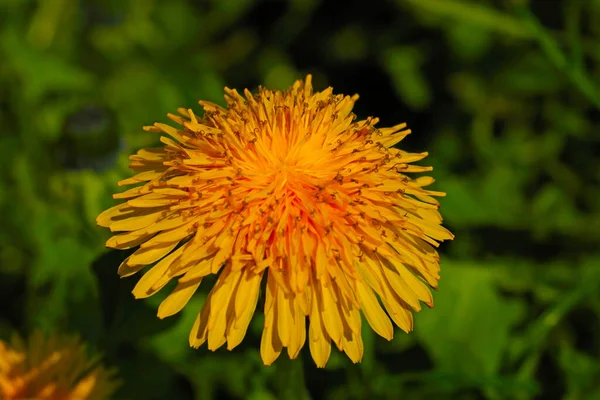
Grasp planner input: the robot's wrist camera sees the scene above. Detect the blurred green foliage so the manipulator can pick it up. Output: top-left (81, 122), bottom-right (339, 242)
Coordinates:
top-left (0, 0), bottom-right (599, 399)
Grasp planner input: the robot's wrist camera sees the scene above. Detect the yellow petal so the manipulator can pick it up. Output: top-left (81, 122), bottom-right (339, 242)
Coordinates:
top-left (147, 212), bottom-right (191, 233)
top-left (287, 298), bottom-right (306, 360)
top-left (106, 229), bottom-right (153, 250)
top-left (69, 373), bottom-right (96, 399)
top-left (261, 273), bottom-right (282, 365)
top-left (337, 292), bottom-right (362, 335)
top-left (176, 257), bottom-right (212, 284)
top-left (380, 260), bottom-right (421, 311)
top-left (189, 301), bottom-right (211, 348)
top-left (154, 122), bottom-right (191, 144)
top-left (404, 164), bottom-right (434, 174)
top-left (112, 186), bottom-right (145, 199)
top-left (356, 256), bottom-right (385, 296)
top-left (393, 261), bottom-right (434, 308)
top-left (130, 147), bottom-right (167, 161)
top-left (211, 233), bottom-right (235, 273)
top-left (381, 296), bottom-right (413, 333)
top-left (408, 217), bottom-right (454, 241)
top-left (233, 269), bottom-right (261, 320)
top-left (315, 241), bottom-right (327, 278)
top-left (260, 299), bottom-right (282, 366)
top-left (96, 204), bottom-right (123, 228)
top-left (386, 241), bottom-right (440, 288)
top-left (308, 287), bottom-right (331, 368)
top-left (326, 262), bottom-right (356, 306)
top-left (140, 221), bottom-right (195, 248)
top-left (355, 280), bottom-right (393, 340)
top-left (127, 194), bottom-right (177, 208)
top-left (109, 208), bottom-right (166, 232)
top-left (96, 203), bottom-right (129, 227)
top-left (146, 245), bottom-right (193, 290)
top-left (276, 287), bottom-right (292, 347)
top-left (128, 242), bottom-right (178, 266)
top-left (131, 247), bottom-right (183, 299)
top-left (117, 256), bottom-right (145, 277)
top-left (411, 260), bottom-right (440, 289)
top-left (294, 252), bottom-right (309, 297)
top-left (177, 239), bottom-right (217, 269)
top-left (379, 128), bottom-right (412, 148)
top-left (227, 269), bottom-right (263, 350)
top-left (157, 278), bottom-right (202, 319)
top-left (319, 279), bottom-right (343, 347)
top-left (341, 330), bottom-right (363, 364)
top-left (207, 268), bottom-right (241, 351)
top-left (118, 170), bottom-right (164, 186)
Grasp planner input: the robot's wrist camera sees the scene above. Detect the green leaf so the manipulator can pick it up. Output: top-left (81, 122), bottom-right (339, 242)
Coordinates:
top-left (494, 53), bottom-right (563, 96)
top-left (415, 261), bottom-right (523, 379)
top-left (559, 344), bottom-right (600, 400)
top-left (2, 29), bottom-right (94, 102)
top-left (27, 235), bottom-right (100, 339)
top-left (382, 47), bottom-right (431, 110)
top-left (447, 23), bottom-right (493, 62)
top-left (247, 391), bottom-right (278, 400)
top-left (80, 170), bottom-right (111, 230)
top-left (102, 62), bottom-right (184, 140)
top-left (328, 25), bottom-right (368, 62)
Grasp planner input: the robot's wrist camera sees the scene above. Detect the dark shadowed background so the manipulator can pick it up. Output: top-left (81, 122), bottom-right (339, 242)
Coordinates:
top-left (1, 0), bottom-right (599, 399)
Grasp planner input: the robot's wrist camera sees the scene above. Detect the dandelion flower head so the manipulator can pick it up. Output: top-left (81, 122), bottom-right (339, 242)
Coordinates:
top-left (97, 75), bottom-right (454, 367)
top-left (0, 331), bottom-right (119, 399)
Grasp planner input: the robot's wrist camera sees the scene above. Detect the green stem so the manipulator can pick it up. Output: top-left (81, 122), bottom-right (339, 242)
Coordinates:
top-left (274, 355), bottom-right (312, 400)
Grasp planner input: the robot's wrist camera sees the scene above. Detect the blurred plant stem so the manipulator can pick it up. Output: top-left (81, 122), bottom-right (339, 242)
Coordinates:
top-left (27, 0), bottom-right (73, 49)
top-left (512, 264), bottom-right (600, 400)
top-left (274, 356), bottom-right (311, 400)
top-left (565, 0), bottom-right (584, 71)
top-left (513, 3), bottom-right (600, 108)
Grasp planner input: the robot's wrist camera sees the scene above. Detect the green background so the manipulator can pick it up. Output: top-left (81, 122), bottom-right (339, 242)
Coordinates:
top-left (1, 0), bottom-right (599, 399)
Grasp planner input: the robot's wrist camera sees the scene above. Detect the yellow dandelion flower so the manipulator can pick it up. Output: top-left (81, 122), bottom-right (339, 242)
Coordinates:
top-left (97, 75), bottom-right (453, 367)
top-left (0, 331), bottom-right (119, 400)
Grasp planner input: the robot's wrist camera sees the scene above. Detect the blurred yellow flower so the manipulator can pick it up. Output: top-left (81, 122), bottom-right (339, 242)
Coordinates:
top-left (97, 75), bottom-right (453, 367)
top-left (0, 331), bottom-right (119, 400)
